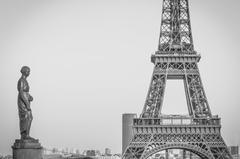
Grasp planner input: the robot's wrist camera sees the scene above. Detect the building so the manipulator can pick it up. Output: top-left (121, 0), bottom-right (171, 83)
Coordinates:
top-left (83, 150), bottom-right (101, 158)
top-left (228, 146), bottom-right (239, 159)
top-left (122, 113), bottom-right (137, 154)
top-left (229, 146), bottom-right (239, 155)
top-left (104, 148), bottom-right (111, 156)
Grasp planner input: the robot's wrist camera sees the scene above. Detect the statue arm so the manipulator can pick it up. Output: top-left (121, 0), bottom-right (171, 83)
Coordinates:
top-left (29, 94), bottom-right (33, 101)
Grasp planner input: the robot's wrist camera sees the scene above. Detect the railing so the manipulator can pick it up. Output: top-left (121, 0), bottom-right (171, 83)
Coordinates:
top-left (133, 115), bottom-right (220, 126)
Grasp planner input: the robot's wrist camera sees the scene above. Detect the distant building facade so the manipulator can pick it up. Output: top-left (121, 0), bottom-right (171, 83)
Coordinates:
top-left (104, 148), bottom-right (111, 156)
top-left (122, 113), bottom-right (137, 154)
top-left (228, 146), bottom-right (239, 159)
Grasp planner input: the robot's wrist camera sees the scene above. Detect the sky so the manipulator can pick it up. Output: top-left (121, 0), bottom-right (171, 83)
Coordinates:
top-left (0, 0), bottom-right (240, 156)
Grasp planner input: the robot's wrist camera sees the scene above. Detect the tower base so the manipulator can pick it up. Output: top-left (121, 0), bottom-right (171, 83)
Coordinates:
top-left (12, 139), bottom-right (43, 159)
top-left (123, 117), bottom-right (232, 159)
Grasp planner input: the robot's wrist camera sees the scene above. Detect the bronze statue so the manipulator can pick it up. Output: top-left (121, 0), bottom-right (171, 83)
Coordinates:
top-left (17, 66), bottom-right (34, 140)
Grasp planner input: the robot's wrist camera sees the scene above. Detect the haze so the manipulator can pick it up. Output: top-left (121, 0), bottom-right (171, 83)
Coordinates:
top-left (0, 0), bottom-right (240, 155)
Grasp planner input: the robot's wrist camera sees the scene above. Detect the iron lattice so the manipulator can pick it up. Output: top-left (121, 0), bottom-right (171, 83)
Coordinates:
top-left (158, 0), bottom-right (194, 52)
top-left (123, 119), bottom-right (232, 159)
top-left (122, 0), bottom-right (232, 159)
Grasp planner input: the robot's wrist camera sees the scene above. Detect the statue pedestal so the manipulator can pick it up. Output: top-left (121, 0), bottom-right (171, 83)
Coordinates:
top-left (12, 139), bottom-right (43, 159)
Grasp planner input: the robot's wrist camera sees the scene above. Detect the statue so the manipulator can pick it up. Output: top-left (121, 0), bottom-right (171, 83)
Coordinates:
top-left (12, 66), bottom-right (43, 159)
top-left (17, 66), bottom-right (34, 140)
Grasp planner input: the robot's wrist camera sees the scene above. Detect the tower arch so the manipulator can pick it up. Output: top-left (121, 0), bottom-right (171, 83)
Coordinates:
top-left (143, 143), bottom-right (214, 159)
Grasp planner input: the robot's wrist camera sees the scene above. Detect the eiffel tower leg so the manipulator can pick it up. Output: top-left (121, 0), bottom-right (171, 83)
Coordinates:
top-left (184, 62), bottom-right (211, 118)
top-left (122, 133), bottom-right (150, 159)
top-left (203, 134), bottom-right (233, 159)
top-left (141, 63), bottom-right (167, 118)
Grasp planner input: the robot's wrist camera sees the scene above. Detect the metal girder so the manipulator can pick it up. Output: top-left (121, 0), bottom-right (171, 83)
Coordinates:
top-left (158, 0), bottom-right (194, 53)
top-left (123, 0), bottom-right (232, 159)
top-left (123, 126), bottom-right (232, 159)
top-left (141, 61), bottom-right (211, 118)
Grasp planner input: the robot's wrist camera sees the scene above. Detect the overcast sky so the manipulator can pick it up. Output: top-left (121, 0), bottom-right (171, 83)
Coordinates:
top-left (0, 0), bottom-right (240, 156)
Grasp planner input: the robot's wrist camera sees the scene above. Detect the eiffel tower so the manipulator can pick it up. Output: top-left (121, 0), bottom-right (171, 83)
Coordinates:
top-left (122, 0), bottom-right (232, 159)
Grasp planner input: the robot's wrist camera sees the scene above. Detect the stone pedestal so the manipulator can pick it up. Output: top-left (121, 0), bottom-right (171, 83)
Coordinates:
top-left (12, 139), bottom-right (43, 159)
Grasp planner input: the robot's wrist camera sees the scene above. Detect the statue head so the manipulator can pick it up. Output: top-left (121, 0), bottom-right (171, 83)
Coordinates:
top-left (20, 66), bottom-right (30, 77)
